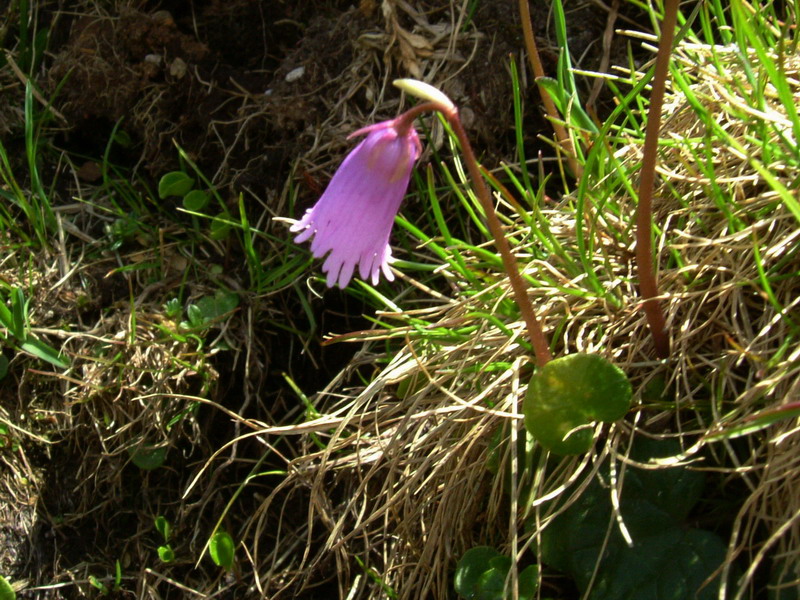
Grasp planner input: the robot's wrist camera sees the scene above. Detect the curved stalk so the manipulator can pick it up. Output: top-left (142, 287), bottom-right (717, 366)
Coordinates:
top-left (447, 116), bottom-right (552, 366)
top-left (395, 95), bottom-right (552, 366)
top-left (518, 0), bottom-right (582, 179)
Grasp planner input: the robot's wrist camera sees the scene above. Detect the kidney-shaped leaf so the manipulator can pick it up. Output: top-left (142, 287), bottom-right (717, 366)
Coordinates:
top-left (523, 354), bottom-right (631, 455)
top-left (540, 439), bottom-right (726, 600)
top-left (158, 171), bottom-right (194, 199)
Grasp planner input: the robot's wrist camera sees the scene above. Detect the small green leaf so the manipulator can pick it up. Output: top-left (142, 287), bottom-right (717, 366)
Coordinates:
top-left (454, 547), bottom-right (537, 600)
top-left (536, 77), bottom-right (598, 133)
top-left (10, 288), bottom-right (26, 340)
top-left (0, 300), bottom-right (14, 334)
top-left (163, 298), bottom-right (182, 319)
top-left (88, 575), bottom-right (108, 594)
top-left (518, 565), bottom-right (539, 600)
top-left (157, 545), bottom-right (175, 563)
top-left (182, 189), bottom-right (209, 212)
top-left (154, 515), bottom-right (170, 541)
top-left (113, 560), bottom-right (122, 591)
top-left (158, 171), bottom-right (194, 199)
top-left (455, 547), bottom-right (501, 598)
top-left (523, 354), bottom-right (631, 455)
top-left (209, 530), bottom-right (235, 569)
top-left (209, 219), bottom-right (232, 240)
top-left (113, 129), bottom-right (132, 148)
top-left (186, 304), bottom-right (204, 328)
top-left (129, 444), bottom-right (167, 470)
top-left (0, 575), bottom-right (16, 600)
top-left (475, 566), bottom-right (506, 600)
top-left (193, 291), bottom-right (239, 325)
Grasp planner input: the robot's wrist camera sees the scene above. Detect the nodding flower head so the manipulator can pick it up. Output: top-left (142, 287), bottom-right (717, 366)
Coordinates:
top-left (291, 117), bottom-right (422, 288)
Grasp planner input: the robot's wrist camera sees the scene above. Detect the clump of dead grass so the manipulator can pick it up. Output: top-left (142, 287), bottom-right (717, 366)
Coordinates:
top-left (246, 35), bottom-right (800, 599)
top-left (655, 40), bottom-right (800, 598)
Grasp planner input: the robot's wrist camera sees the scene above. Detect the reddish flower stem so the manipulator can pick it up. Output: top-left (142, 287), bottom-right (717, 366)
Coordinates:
top-left (449, 116), bottom-right (553, 366)
top-left (394, 102), bottom-right (443, 135)
top-left (635, 0), bottom-right (677, 359)
top-left (397, 102), bottom-right (552, 367)
top-left (518, 0), bottom-right (582, 179)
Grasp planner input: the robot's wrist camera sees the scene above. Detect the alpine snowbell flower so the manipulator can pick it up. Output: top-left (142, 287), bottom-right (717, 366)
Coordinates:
top-left (291, 118), bottom-right (422, 288)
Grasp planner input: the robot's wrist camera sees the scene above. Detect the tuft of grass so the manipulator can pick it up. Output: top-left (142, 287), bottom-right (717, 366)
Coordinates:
top-left (247, 1), bottom-right (800, 598)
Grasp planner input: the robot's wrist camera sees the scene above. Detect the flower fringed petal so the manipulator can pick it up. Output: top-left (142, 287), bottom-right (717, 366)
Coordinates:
top-left (291, 118), bottom-right (421, 288)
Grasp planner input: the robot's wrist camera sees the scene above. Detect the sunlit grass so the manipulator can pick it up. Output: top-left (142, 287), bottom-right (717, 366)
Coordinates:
top-left (263, 0), bottom-right (800, 597)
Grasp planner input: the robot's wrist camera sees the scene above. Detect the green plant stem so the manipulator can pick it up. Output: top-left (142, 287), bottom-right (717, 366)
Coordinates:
top-left (635, 0), bottom-right (677, 359)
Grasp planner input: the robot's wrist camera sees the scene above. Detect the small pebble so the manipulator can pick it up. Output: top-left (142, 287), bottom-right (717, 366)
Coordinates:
top-left (285, 66), bottom-right (305, 83)
top-left (170, 57), bottom-right (187, 78)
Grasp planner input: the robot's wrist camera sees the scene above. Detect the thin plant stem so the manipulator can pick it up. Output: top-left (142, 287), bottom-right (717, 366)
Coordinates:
top-left (518, 0), bottom-right (582, 179)
top-left (634, 0), bottom-right (677, 359)
top-left (397, 102), bottom-right (552, 366)
top-left (394, 102), bottom-right (442, 134)
top-left (447, 116), bottom-right (552, 366)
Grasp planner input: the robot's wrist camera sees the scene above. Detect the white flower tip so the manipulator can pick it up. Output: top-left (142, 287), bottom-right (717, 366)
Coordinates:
top-left (393, 79), bottom-right (456, 115)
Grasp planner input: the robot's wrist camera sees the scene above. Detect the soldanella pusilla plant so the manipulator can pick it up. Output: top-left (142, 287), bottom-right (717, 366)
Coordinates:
top-left (290, 78), bottom-right (632, 458)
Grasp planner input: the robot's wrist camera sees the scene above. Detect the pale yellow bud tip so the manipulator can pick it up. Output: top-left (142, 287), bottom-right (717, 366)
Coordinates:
top-left (393, 79), bottom-right (456, 115)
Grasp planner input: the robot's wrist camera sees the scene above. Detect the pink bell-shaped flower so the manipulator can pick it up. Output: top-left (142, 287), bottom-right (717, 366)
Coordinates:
top-left (291, 118), bottom-right (422, 288)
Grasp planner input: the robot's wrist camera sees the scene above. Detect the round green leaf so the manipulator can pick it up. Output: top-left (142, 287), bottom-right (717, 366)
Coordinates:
top-left (209, 530), bottom-right (235, 570)
top-left (518, 565), bottom-right (539, 600)
top-left (454, 546), bottom-right (501, 598)
top-left (158, 171), bottom-right (194, 199)
top-left (539, 440), bottom-right (725, 600)
top-left (182, 189), bottom-right (209, 212)
top-left (157, 545), bottom-right (175, 563)
top-left (195, 291), bottom-right (239, 322)
top-left (129, 445), bottom-right (167, 470)
top-left (454, 550), bottom-right (538, 600)
top-left (523, 354), bottom-right (631, 455)
top-left (475, 567), bottom-right (507, 600)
